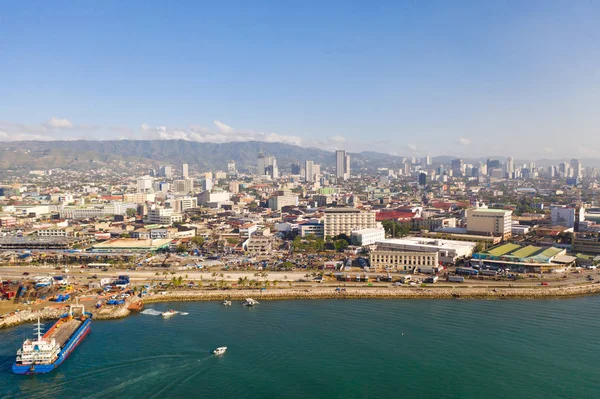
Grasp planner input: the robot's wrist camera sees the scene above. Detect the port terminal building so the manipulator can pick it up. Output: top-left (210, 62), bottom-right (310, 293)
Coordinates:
top-left (472, 243), bottom-right (576, 273)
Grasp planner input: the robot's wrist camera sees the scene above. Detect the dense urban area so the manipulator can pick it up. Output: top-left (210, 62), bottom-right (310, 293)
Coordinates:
top-left (2, 149), bottom-right (600, 326)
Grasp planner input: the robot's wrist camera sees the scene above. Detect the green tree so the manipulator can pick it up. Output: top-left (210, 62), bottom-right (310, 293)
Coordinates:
top-left (126, 208), bottom-right (137, 218)
top-left (334, 239), bottom-right (349, 252)
top-left (191, 236), bottom-right (205, 247)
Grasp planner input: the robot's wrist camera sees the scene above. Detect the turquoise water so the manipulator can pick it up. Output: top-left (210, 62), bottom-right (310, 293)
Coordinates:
top-left (1, 298), bottom-right (599, 398)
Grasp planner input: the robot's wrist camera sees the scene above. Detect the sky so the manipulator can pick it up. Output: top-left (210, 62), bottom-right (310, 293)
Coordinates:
top-left (1, 0), bottom-right (599, 158)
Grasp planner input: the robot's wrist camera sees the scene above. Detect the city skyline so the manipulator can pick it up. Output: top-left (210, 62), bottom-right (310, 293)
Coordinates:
top-left (2, 1), bottom-right (600, 158)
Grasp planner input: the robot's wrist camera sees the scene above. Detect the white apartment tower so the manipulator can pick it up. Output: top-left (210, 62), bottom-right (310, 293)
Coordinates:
top-left (335, 150), bottom-right (350, 180)
top-left (324, 207), bottom-right (377, 237)
top-left (305, 160), bottom-right (314, 182)
top-left (182, 163), bottom-right (189, 179)
top-left (505, 157), bottom-right (514, 179)
top-left (570, 159), bottom-right (582, 179)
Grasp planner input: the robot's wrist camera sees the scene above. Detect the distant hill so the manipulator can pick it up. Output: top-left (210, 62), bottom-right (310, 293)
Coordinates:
top-left (0, 140), bottom-right (410, 173)
top-left (2, 140), bottom-right (593, 173)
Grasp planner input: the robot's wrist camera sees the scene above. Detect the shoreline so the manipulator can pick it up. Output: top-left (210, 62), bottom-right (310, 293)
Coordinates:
top-left (3, 283), bottom-right (600, 329)
top-left (143, 283), bottom-right (600, 303)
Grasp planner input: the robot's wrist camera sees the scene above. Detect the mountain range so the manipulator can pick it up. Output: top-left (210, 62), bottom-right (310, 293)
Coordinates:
top-left (0, 140), bottom-right (596, 173)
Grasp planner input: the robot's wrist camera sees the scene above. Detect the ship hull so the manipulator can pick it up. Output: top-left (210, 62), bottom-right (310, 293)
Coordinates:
top-left (12, 317), bottom-right (91, 375)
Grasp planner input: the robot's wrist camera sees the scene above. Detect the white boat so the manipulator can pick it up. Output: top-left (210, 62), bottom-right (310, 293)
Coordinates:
top-left (222, 300), bottom-right (232, 306)
top-left (241, 298), bottom-right (259, 307)
top-left (162, 309), bottom-right (178, 317)
top-left (213, 346), bottom-right (227, 355)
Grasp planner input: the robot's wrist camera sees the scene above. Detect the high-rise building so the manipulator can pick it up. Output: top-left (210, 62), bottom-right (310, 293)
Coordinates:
top-left (173, 179), bottom-right (194, 193)
top-left (335, 150), bottom-right (350, 180)
top-left (257, 153), bottom-right (278, 178)
top-left (486, 159), bottom-right (501, 176)
top-left (227, 160), bottom-right (236, 174)
top-left (466, 207), bottom-right (513, 240)
top-left (559, 162), bottom-right (570, 178)
top-left (137, 177), bottom-right (154, 193)
top-left (505, 157), bottom-right (514, 179)
top-left (203, 178), bottom-right (213, 191)
top-left (570, 159), bottom-right (582, 179)
top-left (451, 159), bottom-right (463, 176)
top-left (418, 172), bottom-right (427, 186)
top-left (324, 207), bottom-right (377, 237)
top-left (305, 160), bottom-right (315, 182)
top-left (158, 165), bottom-right (172, 179)
top-left (291, 163), bottom-right (301, 175)
top-left (182, 163), bottom-right (189, 179)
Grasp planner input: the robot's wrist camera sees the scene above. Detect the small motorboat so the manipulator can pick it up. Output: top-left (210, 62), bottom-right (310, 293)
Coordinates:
top-left (241, 298), bottom-right (259, 307)
top-left (162, 309), bottom-right (178, 317)
top-left (213, 346), bottom-right (227, 355)
top-left (222, 300), bottom-right (232, 306)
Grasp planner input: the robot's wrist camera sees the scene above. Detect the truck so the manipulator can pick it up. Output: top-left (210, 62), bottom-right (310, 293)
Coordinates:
top-left (448, 276), bottom-right (465, 283)
top-left (418, 266), bottom-right (439, 274)
top-left (424, 276), bottom-right (439, 284)
top-left (480, 270), bottom-right (498, 276)
top-left (456, 267), bottom-right (478, 276)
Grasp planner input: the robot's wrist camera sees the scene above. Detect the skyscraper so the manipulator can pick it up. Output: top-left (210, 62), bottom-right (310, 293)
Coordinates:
top-left (570, 159), bottom-right (582, 179)
top-left (305, 160), bottom-right (314, 182)
top-left (451, 159), bottom-right (463, 176)
top-left (227, 160), bottom-right (236, 174)
top-left (257, 153), bottom-right (278, 178)
top-left (158, 165), bottom-right (172, 179)
top-left (291, 163), bottom-right (301, 175)
top-left (182, 163), bottom-right (189, 179)
top-left (335, 150), bottom-right (350, 180)
top-left (505, 157), bottom-right (514, 179)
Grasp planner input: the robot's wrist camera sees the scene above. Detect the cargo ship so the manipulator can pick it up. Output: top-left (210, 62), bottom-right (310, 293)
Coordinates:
top-left (12, 303), bottom-right (92, 374)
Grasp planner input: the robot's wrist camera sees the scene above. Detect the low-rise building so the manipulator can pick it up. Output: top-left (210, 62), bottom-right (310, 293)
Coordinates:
top-left (374, 237), bottom-right (477, 264)
top-left (144, 207), bottom-right (183, 225)
top-left (572, 233), bottom-right (600, 254)
top-left (370, 249), bottom-right (439, 271)
top-left (351, 228), bottom-right (386, 246)
top-left (299, 221), bottom-right (324, 238)
top-left (245, 235), bottom-right (274, 254)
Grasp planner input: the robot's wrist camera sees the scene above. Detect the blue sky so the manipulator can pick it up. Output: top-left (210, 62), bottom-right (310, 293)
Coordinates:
top-left (1, 0), bottom-right (599, 158)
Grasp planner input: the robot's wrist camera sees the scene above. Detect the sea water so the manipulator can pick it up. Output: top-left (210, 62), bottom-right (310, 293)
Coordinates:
top-left (1, 298), bottom-right (599, 398)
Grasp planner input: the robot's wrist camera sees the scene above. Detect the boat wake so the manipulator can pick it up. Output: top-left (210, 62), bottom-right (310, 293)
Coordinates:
top-left (140, 309), bottom-right (163, 316)
top-left (179, 312), bottom-right (189, 316)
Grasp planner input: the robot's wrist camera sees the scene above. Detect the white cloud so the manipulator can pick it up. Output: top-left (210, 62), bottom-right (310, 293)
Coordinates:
top-left (459, 137), bottom-right (472, 145)
top-left (44, 117), bottom-right (73, 129)
top-left (213, 120), bottom-right (234, 134)
top-left (407, 143), bottom-right (417, 151)
top-left (139, 121), bottom-right (304, 146)
top-left (329, 135), bottom-right (346, 143)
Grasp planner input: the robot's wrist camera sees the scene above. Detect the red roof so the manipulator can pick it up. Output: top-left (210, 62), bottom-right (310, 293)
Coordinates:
top-left (376, 211), bottom-right (416, 221)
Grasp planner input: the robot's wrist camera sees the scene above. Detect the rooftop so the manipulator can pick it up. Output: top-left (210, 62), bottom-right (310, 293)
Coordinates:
top-left (376, 237), bottom-right (477, 251)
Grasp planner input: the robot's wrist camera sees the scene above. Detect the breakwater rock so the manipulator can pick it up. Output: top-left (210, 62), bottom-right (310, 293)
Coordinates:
top-left (1, 304), bottom-right (132, 329)
top-left (142, 283), bottom-right (600, 303)
top-left (0, 307), bottom-right (66, 329)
